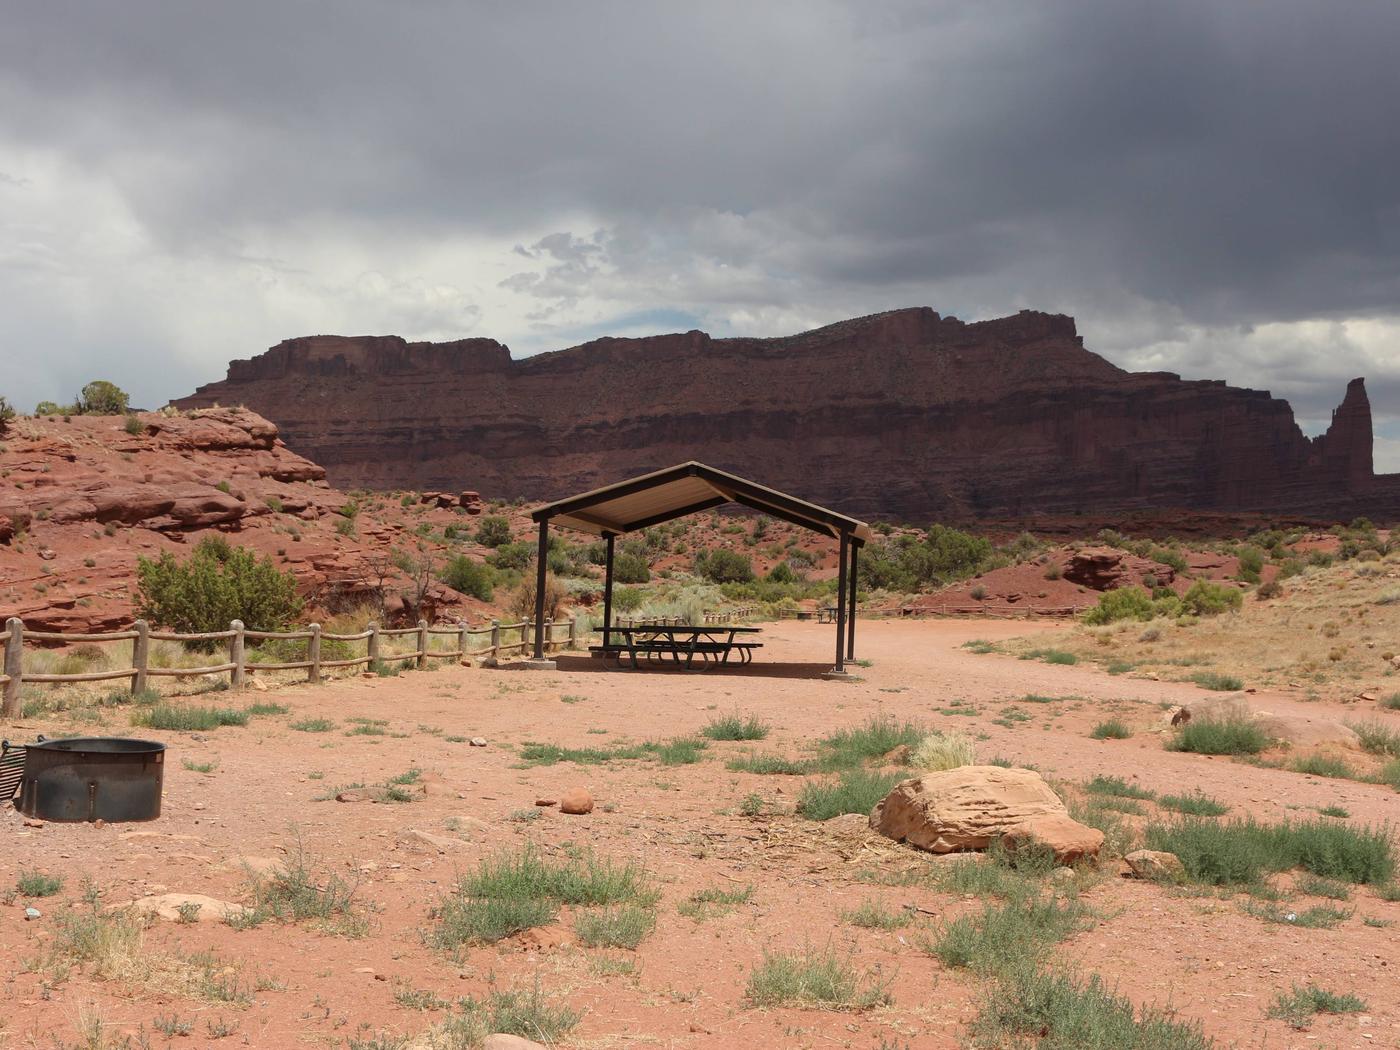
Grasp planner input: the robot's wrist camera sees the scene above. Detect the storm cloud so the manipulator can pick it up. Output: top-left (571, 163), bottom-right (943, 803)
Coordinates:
top-left (3, 2), bottom-right (1399, 459)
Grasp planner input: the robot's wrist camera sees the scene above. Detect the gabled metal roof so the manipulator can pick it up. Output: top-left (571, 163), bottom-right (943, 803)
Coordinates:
top-left (531, 461), bottom-right (872, 545)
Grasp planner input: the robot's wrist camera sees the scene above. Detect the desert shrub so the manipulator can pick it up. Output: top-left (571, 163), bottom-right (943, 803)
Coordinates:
top-left (613, 552), bottom-right (650, 584)
top-left (858, 523), bottom-right (993, 592)
top-left (1144, 816), bottom-right (1394, 885)
top-left (489, 542), bottom-right (534, 571)
top-left (74, 380), bottom-right (130, 415)
top-left (136, 536), bottom-right (301, 635)
top-left (1348, 719), bottom-right (1400, 758)
top-left (972, 966), bottom-right (1212, 1049)
top-left (1082, 588), bottom-right (1151, 625)
top-left (911, 730), bottom-right (976, 771)
top-left (929, 895), bottom-right (1090, 976)
top-left (34, 399), bottom-right (69, 416)
top-left (612, 586), bottom-right (645, 612)
top-left (0, 395), bottom-right (15, 435)
top-left (439, 555), bottom-right (493, 601)
top-left (507, 574), bottom-right (567, 621)
top-left (1179, 580), bottom-right (1243, 617)
top-left (1290, 754), bottom-right (1353, 779)
top-left (695, 548), bottom-right (754, 583)
top-left (767, 560), bottom-right (797, 583)
top-left (1256, 578), bottom-right (1283, 599)
top-left (233, 849), bottom-right (366, 936)
top-left (122, 414), bottom-right (143, 435)
top-left (1166, 716), bottom-right (1268, 754)
top-left (474, 516), bottom-right (513, 548)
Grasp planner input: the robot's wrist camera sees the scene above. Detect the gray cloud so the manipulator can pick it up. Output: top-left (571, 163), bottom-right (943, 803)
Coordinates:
top-left (2, 1), bottom-right (1399, 459)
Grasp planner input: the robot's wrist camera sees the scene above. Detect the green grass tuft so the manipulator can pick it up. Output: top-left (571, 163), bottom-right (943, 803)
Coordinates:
top-left (1158, 791), bottom-right (1229, 817)
top-left (1349, 719), bottom-right (1400, 758)
top-left (841, 898), bottom-right (912, 930)
top-left (132, 704), bottom-right (249, 731)
top-left (726, 752), bottom-right (816, 775)
top-left (744, 944), bottom-right (891, 1010)
top-left (17, 870), bottom-right (63, 897)
top-left (1084, 775), bottom-right (1155, 800)
top-left (1290, 754), bottom-right (1354, 779)
top-left (797, 769), bottom-right (905, 821)
top-left (1190, 671), bottom-right (1244, 691)
top-left (291, 718), bottom-right (336, 732)
top-left (573, 905), bottom-right (655, 949)
top-left (1266, 984), bottom-right (1367, 1030)
top-left (815, 715), bottom-right (926, 770)
top-left (701, 713), bottom-right (771, 741)
top-left (1089, 720), bottom-right (1132, 740)
top-left (927, 895), bottom-right (1090, 976)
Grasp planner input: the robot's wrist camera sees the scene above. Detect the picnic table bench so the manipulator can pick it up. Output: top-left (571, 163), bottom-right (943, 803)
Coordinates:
top-left (590, 624), bottom-right (763, 670)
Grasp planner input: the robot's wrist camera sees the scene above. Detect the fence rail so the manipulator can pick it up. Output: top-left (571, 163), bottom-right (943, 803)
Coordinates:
top-left (0, 612), bottom-right (585, 719)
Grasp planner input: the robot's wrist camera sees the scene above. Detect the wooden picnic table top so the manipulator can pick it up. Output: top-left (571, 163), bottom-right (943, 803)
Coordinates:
top-left (608, 624), bottom-right (762, 635)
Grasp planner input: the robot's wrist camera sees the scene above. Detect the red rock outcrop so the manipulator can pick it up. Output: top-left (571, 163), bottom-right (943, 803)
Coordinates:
top-left (0, 409), bottom-right (498, 633)
top-left (174, 308), bottom-right (1400, 523)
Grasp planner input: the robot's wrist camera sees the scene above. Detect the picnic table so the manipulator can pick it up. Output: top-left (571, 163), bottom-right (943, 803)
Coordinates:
top-left (592, 624), bottom-right (763, 670)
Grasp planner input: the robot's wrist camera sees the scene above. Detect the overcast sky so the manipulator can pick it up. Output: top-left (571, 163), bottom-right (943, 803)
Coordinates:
top-left (4, 3), bottom-right (1400, 465)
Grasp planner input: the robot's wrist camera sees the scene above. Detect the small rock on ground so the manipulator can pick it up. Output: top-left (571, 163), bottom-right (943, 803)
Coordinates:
top-left (559, 788), bottom-right (594, 815)
top-left (1125, 849), bottom-right (1186, 882)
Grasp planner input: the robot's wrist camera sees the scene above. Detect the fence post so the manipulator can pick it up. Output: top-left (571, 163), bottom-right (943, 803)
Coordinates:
top-left (568, 614), bottom-right (578, 651)
top-left (229, 619), bottom-right (245, 690)
top-left (521, 616), bottom-right (530, 657)
top-left (416, 619), bottom-right (428, 670)
top-left (457, 619), bottom-right (468, 663)
top-left (308, 623), bottom-right (322, 683)
top-left (544, 617), bottom-right (553, 653)
top-left (132, 619), bottom-right (150, 695)
top-left (367, 623), bottom-right (380, 670)
top-left (2, 617), bottom-right (22, 720)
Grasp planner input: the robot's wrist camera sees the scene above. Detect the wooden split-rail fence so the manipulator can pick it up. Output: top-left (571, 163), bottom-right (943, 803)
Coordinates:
top-left (0, 614), bottom-right (583, 720)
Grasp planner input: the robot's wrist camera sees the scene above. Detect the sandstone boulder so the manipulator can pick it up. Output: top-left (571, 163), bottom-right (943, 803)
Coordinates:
top-left (559, 788), bottom-right (594, 815)
top-left (1062, 547), bottom-right (1176, 591)
top-left (130, 892), bottom-right (249, 924)
top-left (870, 766), bottom-right (1101, 862)
top-left (1125, 849), bottom-right (1186, 881)
top-left (1252, 714), bottom-right (1359, 751)
top-left (1001, 814), bottom-right (1105, 864)
top-left (1174, 694), bottom-right (1251, 724)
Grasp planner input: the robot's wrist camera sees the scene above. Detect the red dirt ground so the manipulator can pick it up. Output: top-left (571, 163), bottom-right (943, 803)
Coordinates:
top-left (4, 620), bottom-right (1398, 1049)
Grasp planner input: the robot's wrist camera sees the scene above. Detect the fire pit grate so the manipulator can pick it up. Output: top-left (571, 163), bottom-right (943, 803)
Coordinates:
top-left (1, 739), bottom-right (29, 804)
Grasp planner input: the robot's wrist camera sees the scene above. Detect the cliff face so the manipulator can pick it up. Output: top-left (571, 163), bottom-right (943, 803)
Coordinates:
top-left (174, 308), bottom-right (1400, 523)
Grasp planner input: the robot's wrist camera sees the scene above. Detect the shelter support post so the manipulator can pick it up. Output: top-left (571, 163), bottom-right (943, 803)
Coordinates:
top-left (601, 533), bottom-right (615, 649)
top-left (832, 533), bottom-right (848, 674)
top-left (525, 517), bottom-right (556, 668)
top-left (846, 542), bottom-right (858, 660)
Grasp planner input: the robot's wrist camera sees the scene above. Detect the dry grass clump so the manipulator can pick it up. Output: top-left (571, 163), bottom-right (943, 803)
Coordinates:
top-left (910, 730), bottom-right (976, 771)
top-left (745, 944), bottom-right (892, 1010)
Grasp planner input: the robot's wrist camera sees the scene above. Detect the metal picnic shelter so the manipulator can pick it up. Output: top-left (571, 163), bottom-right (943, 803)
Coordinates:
top-left (528, 462), bottom-right (874, 676)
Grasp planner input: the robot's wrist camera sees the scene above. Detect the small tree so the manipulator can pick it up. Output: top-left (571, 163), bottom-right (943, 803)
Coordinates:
top-left (696, 549), bottom-right (754, 583)
top-left (613, 552), bottom-right (650, 584)
top-left (440, 555), bottom-right (494, 601)
top-left (136, 537), bottom-right (302, 637)
top-left (0, 396), bottom-right (14, 435)
top-left (75, 380), bottom-right (130, 416)
top-left (474, 516), bottom-right (513, 548)
top-left (510, 573), bottom-right (568, 621)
